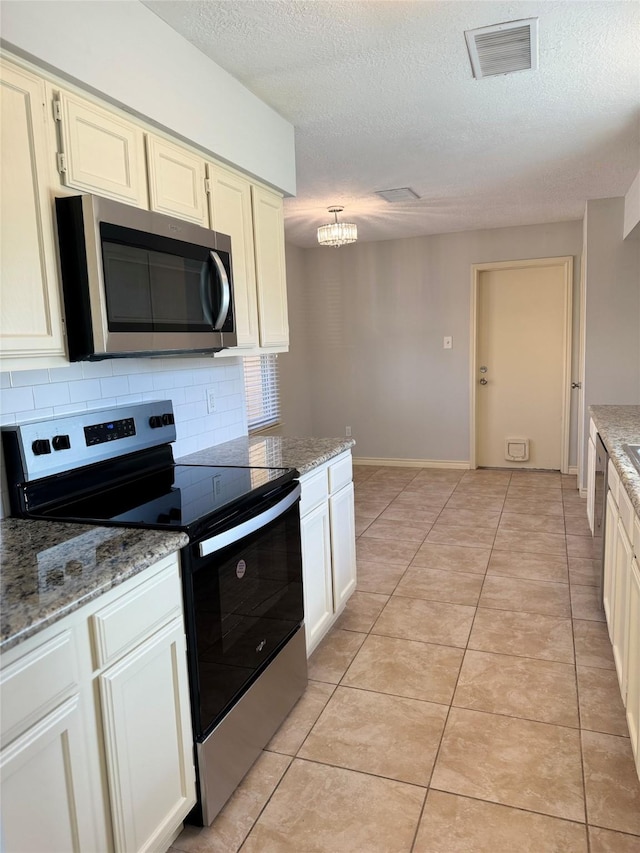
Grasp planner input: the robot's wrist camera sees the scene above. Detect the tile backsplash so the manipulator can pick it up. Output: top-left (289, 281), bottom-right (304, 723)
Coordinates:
top-left (0, 356), bottom-right (248, 518)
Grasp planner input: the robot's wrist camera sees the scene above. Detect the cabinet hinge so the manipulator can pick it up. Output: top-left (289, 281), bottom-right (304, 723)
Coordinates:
top-left (57, 152), bottom-right (67, 174)
top-left (204, 177), bottom-right (212, 195)
top-left (53, 99), bottom-right (63, 122)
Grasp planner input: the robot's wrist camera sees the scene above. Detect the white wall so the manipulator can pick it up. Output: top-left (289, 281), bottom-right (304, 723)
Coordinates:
top-left (0, 357), bottom-right (247, 517)
top-left (581, 197), bottom-right (640, 485)
top-left (1, 0), bottom-right (295, 194)
top-left (278, 244), bottom-right (313, 436)
top-left (624, 170), bottom-right (640, 239)
top-left (281, 220), bottom-right (583, 465)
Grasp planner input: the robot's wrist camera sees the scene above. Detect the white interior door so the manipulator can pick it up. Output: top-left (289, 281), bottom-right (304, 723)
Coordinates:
top-left (472, 258), bottom-right (572, 471)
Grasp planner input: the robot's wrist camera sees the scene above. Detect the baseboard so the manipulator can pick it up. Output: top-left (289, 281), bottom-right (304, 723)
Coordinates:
top-left (568, 466), bottom-right (578, 476)
top-left (352, 457), bottom-right (470, 470)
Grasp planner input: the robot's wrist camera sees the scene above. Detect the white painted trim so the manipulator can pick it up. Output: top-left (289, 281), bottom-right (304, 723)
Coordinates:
top-left (568, 466), bottom-right (578, 476)
top-left (352, 457), bottom-right (470, 469)
top-left (469, 256), bottom-right (574, 475)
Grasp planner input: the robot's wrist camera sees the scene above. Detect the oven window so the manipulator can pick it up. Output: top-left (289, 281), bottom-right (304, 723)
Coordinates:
top-left (188, 503), bottom-right (303, 737)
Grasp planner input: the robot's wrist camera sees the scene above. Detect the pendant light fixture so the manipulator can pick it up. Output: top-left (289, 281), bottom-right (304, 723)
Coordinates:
top-left (317, 206), bottom-right (357, 247)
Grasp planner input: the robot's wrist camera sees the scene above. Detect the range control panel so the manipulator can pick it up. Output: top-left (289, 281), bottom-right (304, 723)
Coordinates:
top-left (1, 401), bottom-right (177, 482)
top-left (85, 417), bottom-right (136, 446)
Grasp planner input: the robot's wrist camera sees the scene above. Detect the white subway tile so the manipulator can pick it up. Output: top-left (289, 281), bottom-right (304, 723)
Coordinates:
top-left (82, 361), bottom-right (113, 378)
top-left (53, 403), bottom-right (87, 416)
top-left (49, 364), bottom-right (83, 383)
top-left (0, 372), bottom-right (10, 389)
top-left (1, 386), bottom-right (35, 414)
top-left (152, 372), bottom-right (177, 391)
top-left (34, 383), bottom-right (71, 409)
top-left (128, 373), bottom-right (155, 394)
top-left (100, 376), bottom-right (130, 397)
top-left (115, 394), bottom-right (143, 405)
top-left (68, 378), bottom-right (102, 403)
top-left (10, 368), bottom-right (50, 387)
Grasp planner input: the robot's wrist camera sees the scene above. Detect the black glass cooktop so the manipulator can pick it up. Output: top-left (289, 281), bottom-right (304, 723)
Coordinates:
top-left (38, 464), bottom-right (295, 533)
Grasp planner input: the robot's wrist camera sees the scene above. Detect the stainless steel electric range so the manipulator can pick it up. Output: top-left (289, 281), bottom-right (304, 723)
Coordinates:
top-left (1, 401), bottom-right (307, 825)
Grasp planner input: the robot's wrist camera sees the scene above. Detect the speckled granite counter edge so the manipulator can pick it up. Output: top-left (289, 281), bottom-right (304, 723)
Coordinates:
top-left (589, 405), bottom-right (640, 517)
top-left (178, 435), bottom-right (356, 476)
top-left (1, 520), bottom-right (188, 654)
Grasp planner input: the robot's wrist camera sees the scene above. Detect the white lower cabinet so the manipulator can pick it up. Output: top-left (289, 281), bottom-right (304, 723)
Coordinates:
top-left (586, 435), bottom-right (596, 533)
top-left (600, 452), bottom-right (640, 783)
top-left (1, 694), bottom-right (102, 853)
top-left (300, 500), bottom-right (333, 653)
top-left (0, 552), bottom-right (195, 853)
top-left (100, 619), bottom-right (195, 853)
top-left (299, 451), bottom-right (357, 655)
top-left (627, 555), bottom-right (640, 777)
top-left (329, 481), bottom-right (357, 611)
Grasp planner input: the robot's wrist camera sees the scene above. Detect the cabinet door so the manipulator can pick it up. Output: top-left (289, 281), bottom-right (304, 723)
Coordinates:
top-left (603, 491), bottom-right (618, 635)
top-left (586, 436), bottom-right (596, 534)
top-left (0, 61), bottom-right (65, 360)
top-left (57, 91), bottom-right (147, 207)
top-left (1, 696), bottom-right (106, 853)
top-left (612, 518), bottom-right (633, 700)
top-left (626, 557), bottom-right (640, 778)
top-left (99, 619), bottom-right (195, 853)
top-left (300, 502), bottom-right (333, 656)
top-left (207, 165), bottom-right (260, 347)
top-left (329, 481), bottom-right (357, 612)
top-left (147, 135), bottom-right (208, 225)
top-left (252, 186), bottom-right (289, 349)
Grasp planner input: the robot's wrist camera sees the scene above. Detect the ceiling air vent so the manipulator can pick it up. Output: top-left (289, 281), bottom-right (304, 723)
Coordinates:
top-left (375, 187), bottom-right (420, 203)
top-left (465, 18), bottom-right (538, 79)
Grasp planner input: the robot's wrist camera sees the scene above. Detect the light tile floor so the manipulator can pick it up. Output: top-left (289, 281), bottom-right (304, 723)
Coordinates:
top-left (170, 467), bottom-right (640, 853)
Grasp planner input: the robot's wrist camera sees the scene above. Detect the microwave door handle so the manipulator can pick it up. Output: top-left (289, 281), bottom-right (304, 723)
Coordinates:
top-left (209, 250), bottom-right (231, 331)
top-left (199, 262), bottom-right (214, 327)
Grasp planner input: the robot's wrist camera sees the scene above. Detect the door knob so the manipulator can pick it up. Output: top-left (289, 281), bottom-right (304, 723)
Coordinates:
top-left (479, 378), bottom-right (488, 385)
top-left (479, 366), bottom-right (488, 373)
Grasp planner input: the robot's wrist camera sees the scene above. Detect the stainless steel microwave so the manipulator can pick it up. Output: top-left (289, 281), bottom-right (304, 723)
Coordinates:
top-left (55, 194), bottom-right (236, 360)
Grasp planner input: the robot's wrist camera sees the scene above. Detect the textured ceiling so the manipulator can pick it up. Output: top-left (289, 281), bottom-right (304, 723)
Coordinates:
top-left (143, 0), bottom-right (640, 247)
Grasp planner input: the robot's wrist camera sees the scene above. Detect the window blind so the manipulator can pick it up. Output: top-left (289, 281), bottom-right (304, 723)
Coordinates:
top-left (243, 354), bottom-right (281, 433)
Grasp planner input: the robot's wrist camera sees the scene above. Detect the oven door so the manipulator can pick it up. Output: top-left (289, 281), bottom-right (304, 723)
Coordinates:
top-left (182, 482), bottom-right (303, 739)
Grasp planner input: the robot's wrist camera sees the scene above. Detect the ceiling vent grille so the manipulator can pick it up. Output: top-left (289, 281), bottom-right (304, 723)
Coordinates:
top-left (375, 187), bottom-right (420, 203)
top-left (465, 18), bottom-right (538, 79)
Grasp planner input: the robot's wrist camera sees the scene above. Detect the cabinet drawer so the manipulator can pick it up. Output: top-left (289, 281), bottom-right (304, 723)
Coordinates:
top-left (1, 631), bottom-right (77, 746)
top-left (328, 453), bottom-right (353, 494)
top-left (299, 468), bottom-right (329, 517)
top-left (91, 559), bottom-right (182, 670)
top-left (608, 460), bottom-right (620, 504)
top-left (619, 486), bottom-right (634, 540)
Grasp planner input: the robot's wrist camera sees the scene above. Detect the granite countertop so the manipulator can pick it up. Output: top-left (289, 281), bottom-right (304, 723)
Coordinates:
top-left (0, 519), bottom-right (188, 654)
top-left (178, 435), bottom-right (356, 476)
top-left (589, 405), bottom-right (640, 516)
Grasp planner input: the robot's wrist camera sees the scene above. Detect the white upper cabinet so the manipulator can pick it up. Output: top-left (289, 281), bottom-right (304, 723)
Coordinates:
top-left (0, 61), bottom-right (65, 362)
top-left (147, 135), bottom-right (208, 226)
top-left (252, 186), bottom-right (289, 349)
top-left (55, 90), bottom-right (148, 207)
top-left (207, 164), bottom-right (260, 348)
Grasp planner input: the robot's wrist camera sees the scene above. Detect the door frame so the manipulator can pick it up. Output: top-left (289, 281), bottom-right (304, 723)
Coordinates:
top-left (469, 256), bottom-right (574, 473)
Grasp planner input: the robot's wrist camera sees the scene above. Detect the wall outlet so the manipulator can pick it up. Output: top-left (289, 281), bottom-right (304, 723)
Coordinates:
top-left (206, 388), bottom-right (216, 413)
top-left (443, 336), bottom-right (453, 349)
top-left (345, 426), bottom-right (352, 437)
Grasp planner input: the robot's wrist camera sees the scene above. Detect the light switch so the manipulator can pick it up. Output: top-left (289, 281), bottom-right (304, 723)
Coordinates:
top-left (443, 336), bottom-right (453, 349)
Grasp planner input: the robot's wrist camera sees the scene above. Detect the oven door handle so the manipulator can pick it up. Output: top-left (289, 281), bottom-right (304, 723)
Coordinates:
top-left (198, 483), bottom-right (301, 557)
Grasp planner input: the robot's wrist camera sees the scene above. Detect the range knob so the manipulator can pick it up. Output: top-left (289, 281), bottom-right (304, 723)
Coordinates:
top-left (162, 413), bottom-right (175, 426)
top-left (149, 416), bottom-right (163, 429)
top-left (52, 434), bottom-right (71, 451)
top-left (32, 439), bottom-right (51, 456)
